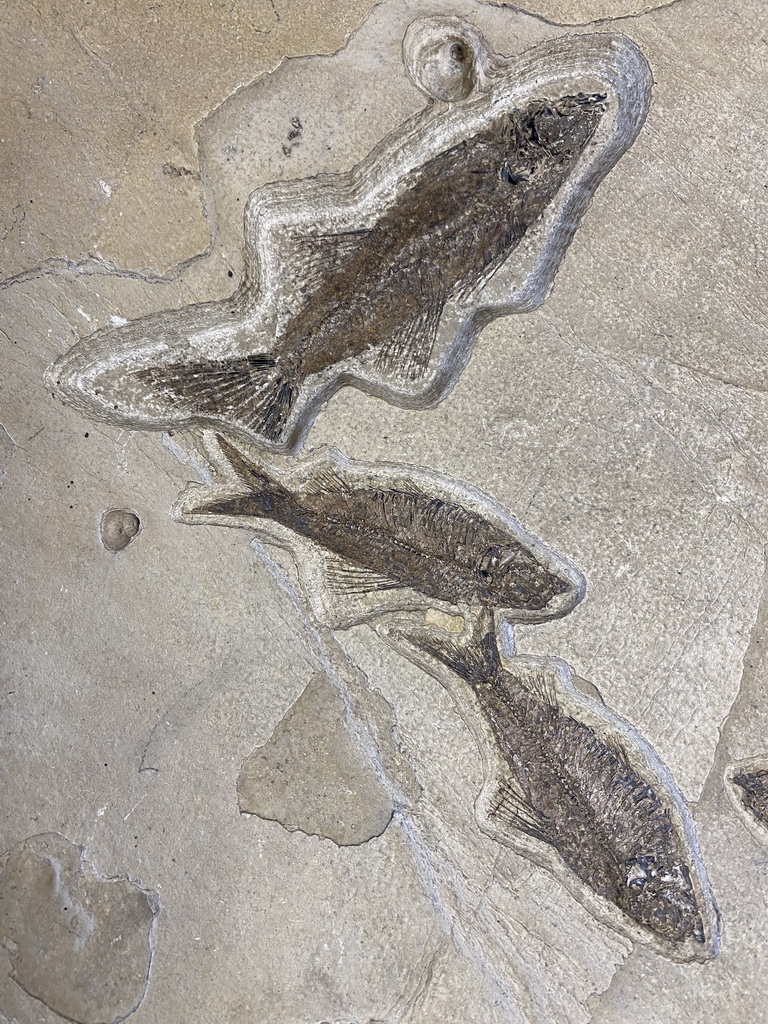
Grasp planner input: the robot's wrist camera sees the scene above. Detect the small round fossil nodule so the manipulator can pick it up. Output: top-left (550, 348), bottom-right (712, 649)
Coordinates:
top-left (100, 508), bottom-right (141, 552)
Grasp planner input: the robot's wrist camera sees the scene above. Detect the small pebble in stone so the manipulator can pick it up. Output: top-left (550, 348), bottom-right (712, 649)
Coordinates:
top-left (100, 509), bottom-right (141, 552)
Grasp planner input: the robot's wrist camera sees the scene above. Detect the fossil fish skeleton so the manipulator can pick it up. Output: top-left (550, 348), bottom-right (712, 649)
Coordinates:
top-left (725, 757), bottom-right (768, 841)
top-left (175, 431), bottom-right (585, 630)
top-left (46, 23), bottom-right (652, 453)
top-left (376, 615), bottom-right (720, 961)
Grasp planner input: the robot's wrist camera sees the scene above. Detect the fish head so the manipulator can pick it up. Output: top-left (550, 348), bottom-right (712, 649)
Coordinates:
top-left (619, 854), bottom-right (706, 949)
top-left (497, 92), bottom-right (607, 185)
top-left (476, 542), bottom-right (584, 621)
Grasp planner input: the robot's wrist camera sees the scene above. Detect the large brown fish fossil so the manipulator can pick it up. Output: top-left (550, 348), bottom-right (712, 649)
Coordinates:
top-left (46, 20), bottom-right (652, 453)
top-left (379, 614), bottom-right (720, 961)
top-left (174, 431), bottom-right (585, 630)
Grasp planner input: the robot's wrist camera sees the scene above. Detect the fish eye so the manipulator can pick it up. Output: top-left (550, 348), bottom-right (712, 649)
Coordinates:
top-left (626, 857), bottom-right (652, 890)
top-left (480, 546), bottom-right (502, 573)
top-left (479, 569), bottom-right (493, 585)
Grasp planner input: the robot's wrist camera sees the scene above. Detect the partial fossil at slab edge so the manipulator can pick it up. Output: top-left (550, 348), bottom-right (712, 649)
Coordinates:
top-left (46, 18), bottom-right (652, 453)
top-left (376, 616), bottom-right (720, 963)
top-left (725, 757), bottom-right (768, 840)
top-left (173, 430), bottom-right (585, 631)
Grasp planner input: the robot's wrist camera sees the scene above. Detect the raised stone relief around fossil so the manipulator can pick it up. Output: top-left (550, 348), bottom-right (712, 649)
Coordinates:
top-left (378, 615), bottom-right (719, 961)
top-left (725, 758), bottom-right (768, 841)
top-left (46, 19), bottom-right (651, 454)
top-left (179, 428), bottom-right (719, 961)
top-left (176, 431), bottom-right (585, 630)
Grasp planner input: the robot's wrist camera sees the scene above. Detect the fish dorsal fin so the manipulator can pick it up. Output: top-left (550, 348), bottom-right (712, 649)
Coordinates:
top-left (322, 554), bottom-right (405, 595)
top-left (487, 776), bottom-right (554, 846)
top-left (373, 289), bottom-right (444, 383)
top-left (310, 462), bottom-right (350, 495)
top-left (287, 228), bottom-right (372, 299)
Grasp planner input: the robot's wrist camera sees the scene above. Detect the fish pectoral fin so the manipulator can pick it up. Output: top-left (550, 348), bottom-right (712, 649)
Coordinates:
top-left (373, 291), bottom-right (444, 383)
top-left (322, 554), bottom-right (405, 595)
top-left (487, 777), bottom-right (554, 846)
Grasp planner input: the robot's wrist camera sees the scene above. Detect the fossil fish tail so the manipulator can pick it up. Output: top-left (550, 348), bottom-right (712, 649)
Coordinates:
top-left (192, 433), bottom-right (294, 518)
top-left (135, 353), bottom-right (298, 444)
top-left (389, 623), bottom-right (719, 959)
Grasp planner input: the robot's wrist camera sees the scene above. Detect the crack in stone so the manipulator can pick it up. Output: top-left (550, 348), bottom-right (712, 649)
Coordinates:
top-left (484, 0), bottom-right (695, 30)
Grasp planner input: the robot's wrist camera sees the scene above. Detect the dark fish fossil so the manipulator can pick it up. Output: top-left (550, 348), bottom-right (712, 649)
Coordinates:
top-left (726, 758), bottom-right (768, 837)
top-left (380, 616), bottom-right (719, 960)
top-left (132, 93), bottom-right (606, 443)
top-left (176, 433), bottom-right (585, 624)
top-left (45, 26), bottom-right (652, 453)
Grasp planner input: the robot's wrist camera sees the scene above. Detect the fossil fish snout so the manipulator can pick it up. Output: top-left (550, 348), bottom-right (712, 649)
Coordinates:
top-left (542, 564), bottom-right (586, 619)
top-left (501, 555), bottom-right (586, 623)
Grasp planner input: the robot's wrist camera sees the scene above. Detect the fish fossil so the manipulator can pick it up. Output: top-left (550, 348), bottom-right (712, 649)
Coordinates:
top-left (725, 757), bottom-right (768, 840)
top-left (175, 431), bottom-right (585, 630)
top-left (377, 613), bottom-right (720, 961)
top-left (136, 91), bottom-right (607, 444)
top-left (46, 21), bottom-right (652, 453)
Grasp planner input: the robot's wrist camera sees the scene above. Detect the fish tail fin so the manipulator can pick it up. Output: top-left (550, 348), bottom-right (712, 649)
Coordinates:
top-left (389, 620), bottom-right (500, 686)
top-left (135, 353), bottom-right (298, 445)
top-left (212, 433), bottom-right (292, 506)
top-left (178, 433), bottom-right (292, 522)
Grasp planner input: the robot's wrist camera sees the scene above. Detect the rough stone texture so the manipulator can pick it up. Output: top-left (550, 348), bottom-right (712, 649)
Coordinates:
top-left (237, 668), bottom-right (417, 845)
top-left (3, 0), bottom-right (768, 1021)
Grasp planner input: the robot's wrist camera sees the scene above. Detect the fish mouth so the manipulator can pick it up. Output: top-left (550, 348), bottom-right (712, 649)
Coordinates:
top-left (503, 564), bottom-right (586, 624)
top-left (543, 571), bottom-right (586, 619)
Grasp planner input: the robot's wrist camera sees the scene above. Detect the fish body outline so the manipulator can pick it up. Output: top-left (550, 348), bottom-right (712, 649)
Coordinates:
top-left (175, 430), bottom-right (585, 630)
top-left (378, 616), bottom-right (720, 962)
top-left (47, 26), bottom-right (652, 453)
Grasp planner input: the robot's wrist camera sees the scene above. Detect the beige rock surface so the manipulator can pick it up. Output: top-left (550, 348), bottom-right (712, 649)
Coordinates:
top-left (3, 0), bottom-right (768, 1021)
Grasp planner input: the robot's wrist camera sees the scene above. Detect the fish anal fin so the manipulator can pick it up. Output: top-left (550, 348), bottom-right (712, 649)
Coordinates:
top-left (323, 554), bottom-right (404, 596)
top-left (373, 294), bottom-right (444, 383)
top-left (487, 776), bottom-right (553, 846)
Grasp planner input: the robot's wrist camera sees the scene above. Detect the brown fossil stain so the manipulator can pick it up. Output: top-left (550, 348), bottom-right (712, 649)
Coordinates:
top-left (136, 93), bottom-right (606, 443)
